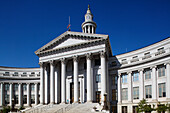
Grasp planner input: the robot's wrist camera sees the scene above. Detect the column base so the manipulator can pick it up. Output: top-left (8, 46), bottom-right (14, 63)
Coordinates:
top-left (73, 101), bottom-right (79, 104)
top-left (50, 102), bottom-right (55, 104)
top-left (60, 102), bottom-right (66, 105)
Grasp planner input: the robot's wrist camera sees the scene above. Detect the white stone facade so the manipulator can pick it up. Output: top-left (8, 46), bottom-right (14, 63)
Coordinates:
top-left (0, 5), bottom-right (170, 113)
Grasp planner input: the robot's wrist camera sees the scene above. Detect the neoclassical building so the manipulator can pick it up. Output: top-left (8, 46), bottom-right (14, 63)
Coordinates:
top-left (0, 6), bottom-right (170, 113)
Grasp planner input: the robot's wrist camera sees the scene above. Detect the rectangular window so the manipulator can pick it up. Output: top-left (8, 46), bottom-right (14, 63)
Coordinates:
top-left (31, 95), bottom-right (35, 104)
top-left (14, 72), bottom-right (18, 76)
top-left (23, 84), bottom-right (27, 91)
top-left (5, 84), bottom-right (9, 91)
top-left (122, 106), bottom-right (127, 113)
top-left (112, 89), bottom-right (117, 101)
top-left (31, 84), bottom-right (35, 91)
top-left (113, 76), bottom-right (117, 85)
top-left (133, 87), bottom-right (139, 99)
top-left (122, 74), bottom-right (128, 83)
top-left (133, 72), bottom-right (139, 82)
top-left (145, 85), bottom-right (152, 98)
top-left (145, 69), bottom-right (151, 80)
top-left (96, 74), bottom-right (101, 83)
top-left (14, 84), bottom-right (19, 91)
top-left (122, 88), bottom-right (128, 100)
top-left (14, 95), bottom-right (18, 104)
top-left (4, 72), bottom-right (10, 76)
top-left (5, 94), bottom-right (9, 104)
top-left (133, 106), bottom-right (138, 113)
top-left (95, 59), bottom-right (101, 66)
top-left (23, 95), bottom-right (27, 104)
top-left (158, 66), bottom-right (165, 77)
top-left (158, 83), bottom-right (166, 97)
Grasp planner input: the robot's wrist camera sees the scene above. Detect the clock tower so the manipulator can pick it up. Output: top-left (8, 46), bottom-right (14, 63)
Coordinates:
top-left (82, 5), bottom-right (97, 34)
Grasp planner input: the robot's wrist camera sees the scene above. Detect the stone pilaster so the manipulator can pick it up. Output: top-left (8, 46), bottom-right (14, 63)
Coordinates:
top-left (27, 83), bottom-right (30, 106)
top-left (151, 66), bottom-right (157, 101)
top-left (9, 83), bottom-right (13, 107)
top-left (128, 71), bottom-right (132, 102)
top-left (118, 74), bottom-right (122, 104)
top-left (18, 83), bottom-right (22, 107)
top-left (139, 69), bottom-right (144, 100)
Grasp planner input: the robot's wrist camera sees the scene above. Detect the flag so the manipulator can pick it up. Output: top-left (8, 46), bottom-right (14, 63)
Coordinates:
top-left (67, 24), bottom-right (71, 29)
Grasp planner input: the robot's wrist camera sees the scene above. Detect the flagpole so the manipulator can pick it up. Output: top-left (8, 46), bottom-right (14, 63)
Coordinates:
top-left (69, 16), bottom-right (71, 31)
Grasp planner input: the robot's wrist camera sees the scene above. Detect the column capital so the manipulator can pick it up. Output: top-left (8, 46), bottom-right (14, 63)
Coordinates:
top-left (39, 62), bottom-right (44, 67)
top-left (73, 55), bottom-right (79, 62)
top-left (9, 82), bottom-right (13, 85)
top-left (164, 62), bottom-right (170, 65)
top-left (86, 53), bottom-right (92, 60)
top-left (26, 83), bottom-right (30, 85)
top-left (100, 51), bottom-right (106, 58)
top-left (118, 73), bottom-right (121, 76)
top-left (150, 65), bottom-right (157, 69)
top-left (138, 69), bottom-right (144, 72)
top-left (18, 83), bottom-right (22, 85)
top-left (49, 60), bottom-right (55, 66)
top-left (127, 71), bottom-right (132, 74)
top-left (60, 58), bottom-right (67, 64)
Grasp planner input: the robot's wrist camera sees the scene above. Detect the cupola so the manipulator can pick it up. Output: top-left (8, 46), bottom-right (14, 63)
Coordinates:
top-left (81, 5), bottom-right (97, 34)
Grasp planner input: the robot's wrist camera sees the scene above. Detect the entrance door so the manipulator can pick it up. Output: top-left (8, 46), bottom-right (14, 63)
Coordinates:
top-left (70, 82), bottom-right (80, 103)
top-left (70, 83), bottom-right (74, 103)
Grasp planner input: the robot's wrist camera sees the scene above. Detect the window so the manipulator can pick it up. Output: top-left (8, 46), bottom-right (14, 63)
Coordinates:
top-left (31, 84), bottom-right (35, 91)
top-left (133, 106), bottom-right (138, 113)
top-left (122, 88), bottom-right (128, 100)
top-left (14, 84), bottom-right (19, 91)
top-left (95, 59), bottom-right (101, 66)
top-left (23, 95), bottom-right (27, 104)
top-left (158, 83), bottom-right (166, 98)
top-left (5, 84), bottom-right (9, 91)
top-left (145, 69), bottom-right (151, 80)
top-left (133, 72), bottom-right (139, 82)
top-left (145, 85), bottom-right (152, 98)
top-left (122, 74), bottom-right (128, 83)
top-left (112, 89), bottom-right (117, 101)
top-left (113, 76), bottom-right (117, 85)
top-left (122, 106), bottom-right (127, 113)
top-left (5, 94), bottom-right (9, 104)
top-left (121, 59), bottom-right (128, 64)
top-left (4, 72), bottom-right (10, 76)
top-left (31, 72), bottom-right (35, 75)
top-left (14, 72), bottom-right (18, 76)
top-left (31, 95), bottom-right (35, 104)
top-left (158, 66), bottom-right (165, 77)
top-left (14, 95), bottom-right (18, 104)
top-left (23, 84), bottom-right (27, 91)
top-left (96, 74), bottom-right (101, 83)
top-left (133, 87), bottom-right (139, 99)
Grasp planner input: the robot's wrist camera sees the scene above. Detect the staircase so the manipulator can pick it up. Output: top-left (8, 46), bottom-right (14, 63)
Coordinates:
top-left (23, 103), bottom-right (108, 113)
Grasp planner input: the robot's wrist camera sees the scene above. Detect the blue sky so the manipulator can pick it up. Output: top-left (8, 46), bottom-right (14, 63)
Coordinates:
top-left (0, 0), bottom-right (170, 67)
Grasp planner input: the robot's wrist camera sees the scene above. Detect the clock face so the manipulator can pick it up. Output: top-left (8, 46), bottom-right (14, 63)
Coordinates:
top-left (86, 15), bottom-right (90, 19)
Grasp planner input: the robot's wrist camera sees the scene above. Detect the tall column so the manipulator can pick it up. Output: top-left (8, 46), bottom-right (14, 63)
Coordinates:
top-left (100, 51), bottom-right (107, 103)
top-left (44, 65), bottom-right (49, 104)
top-left (9, 83), bottom-right (13, 107)
top-left (39, 62), bottom-right (44, 104)
top-left (128, 72), bottom-right (132, 102)
top-left (18, 83), bottom-right (22, 107)
top-left (73, 56), bottom-right (79, 103)
top-left (118, 74), bottom-right (122, 104)
top-left (50, 60), bottom-right (55, 104)
top-left (86, 53), bottom-right (92, 102)
top-left (35, 83), bottom-right (38, 105)
top-left (1, 83), bottom-right (4, 106)
top-left (139, 69), bottom-right (144, 100)
top-left (151, 66), bottom-right (157, 101)
top-left (61, 58), bottom-right (66, 103)
top-left (80, 78), bottom-right (83, 103)
top-left (27, 83), bottom-right (30, 106)
top-left (55, 64), bottom-right (60, 104)
top-left (165, 62), bottom-right (170, 99)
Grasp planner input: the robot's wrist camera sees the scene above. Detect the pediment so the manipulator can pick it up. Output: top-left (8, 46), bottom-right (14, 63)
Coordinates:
top-left (35, 31), bottom-right (109, 55)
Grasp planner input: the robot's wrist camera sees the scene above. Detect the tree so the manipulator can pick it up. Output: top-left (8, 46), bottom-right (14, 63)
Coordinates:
top-left (137, 99), bottom-right (154, 113)
top-left (155, 102), bottom-right (168, 113)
